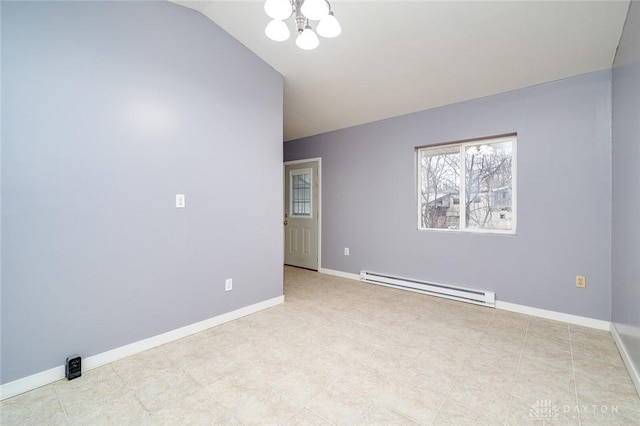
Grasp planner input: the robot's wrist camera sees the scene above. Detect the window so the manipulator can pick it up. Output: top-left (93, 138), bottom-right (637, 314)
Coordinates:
top-left (417, 134), bottom-right (516, 233)
top-left (290, 168), bottom-right (312, 217)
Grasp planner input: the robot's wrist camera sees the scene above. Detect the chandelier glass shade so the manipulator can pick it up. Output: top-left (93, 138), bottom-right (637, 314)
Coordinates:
top-left (300, 0), bottom-right (329, 21)
top-left (265, 19), bottom-right (290, 41)
top-left (296, 23), bottom-right (320, 50)
top-left (264, 0), bottom-right (292, 20)
top-left (316, 11), bottom-right (340, 38)
top-left (264, 0), bottom-right (341, 50)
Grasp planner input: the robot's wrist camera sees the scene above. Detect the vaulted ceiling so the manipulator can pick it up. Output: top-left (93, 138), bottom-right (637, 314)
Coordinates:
top-left (172, 1), bottom-right (630, 141)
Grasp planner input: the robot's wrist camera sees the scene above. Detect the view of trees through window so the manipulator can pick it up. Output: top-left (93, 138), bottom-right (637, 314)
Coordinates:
top-left (418, 136), bottom-right (515, 233)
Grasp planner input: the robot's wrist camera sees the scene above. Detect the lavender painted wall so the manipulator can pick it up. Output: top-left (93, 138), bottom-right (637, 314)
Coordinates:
top-left (1, 1), bottom-right (283, 383)
top-left (612, 1), bottom-right (640, 385)
top-left (285, 71), bottom-right (612, 320)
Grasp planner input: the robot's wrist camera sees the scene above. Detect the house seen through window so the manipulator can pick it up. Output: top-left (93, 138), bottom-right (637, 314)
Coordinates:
top-left (417, 134), bottom-right (516, 233)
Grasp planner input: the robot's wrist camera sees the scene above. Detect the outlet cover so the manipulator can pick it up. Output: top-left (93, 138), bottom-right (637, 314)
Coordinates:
top-left (576, 275), bottom-right (586, 288)
top-left (176, 194), bottom-right (185, 208)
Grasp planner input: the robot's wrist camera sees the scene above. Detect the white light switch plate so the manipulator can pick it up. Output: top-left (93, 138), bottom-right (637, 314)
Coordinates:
top-left (176, 194), bottom-right (185, 208)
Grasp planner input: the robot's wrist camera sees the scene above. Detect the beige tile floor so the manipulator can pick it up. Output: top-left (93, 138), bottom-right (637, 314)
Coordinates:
top-left (3, 266), bottom-right (640, 425)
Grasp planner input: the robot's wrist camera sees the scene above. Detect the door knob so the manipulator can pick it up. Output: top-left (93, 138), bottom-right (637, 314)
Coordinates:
top-left (284, 220), bottom-right (288, 225)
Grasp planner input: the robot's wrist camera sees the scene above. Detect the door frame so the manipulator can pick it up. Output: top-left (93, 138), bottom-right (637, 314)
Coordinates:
top-left (284, 157), bottom-right (322, 270)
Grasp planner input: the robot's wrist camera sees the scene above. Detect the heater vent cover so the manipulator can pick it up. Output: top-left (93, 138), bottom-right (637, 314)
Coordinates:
top-left (360, 270), bottom-right (495, 307)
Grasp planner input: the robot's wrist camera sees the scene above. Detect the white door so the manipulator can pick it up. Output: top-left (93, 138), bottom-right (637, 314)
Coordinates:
top-left (284, 160), bottom-right (319, 270)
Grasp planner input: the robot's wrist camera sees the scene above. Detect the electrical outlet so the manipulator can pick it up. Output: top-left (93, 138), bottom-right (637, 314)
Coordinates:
top-left (225, 278), bottom-right (232, 291)
top-left (344, 247), bottom-right (349, 256)
top-left (576, 275), bottom-right (586, 288)
top-left (176, 194), bottom-right (185, 208)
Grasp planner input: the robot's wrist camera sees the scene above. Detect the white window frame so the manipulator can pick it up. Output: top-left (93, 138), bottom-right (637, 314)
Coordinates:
top-left (416, 134), bottom-right (517, 235)
top-left (289, 168), bottom-right (313, 219)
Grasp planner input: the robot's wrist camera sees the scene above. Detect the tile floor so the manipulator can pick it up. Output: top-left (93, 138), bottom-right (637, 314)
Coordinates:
top-left (2, 266), bottom-right (640, 425)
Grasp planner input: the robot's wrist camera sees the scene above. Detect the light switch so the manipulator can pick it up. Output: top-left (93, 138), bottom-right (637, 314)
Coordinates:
top-left (176, 194), bottom-right (185, 208)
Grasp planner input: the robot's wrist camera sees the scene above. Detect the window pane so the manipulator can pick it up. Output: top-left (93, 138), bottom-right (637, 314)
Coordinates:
top-left (291, 170), bottom-right (312, 217)
top-left (464, 141), bottom-right (512, 230)
top-left (419, 147), bottom-right (461, 229)
top-left (418, 136), bottom-right (516, 233)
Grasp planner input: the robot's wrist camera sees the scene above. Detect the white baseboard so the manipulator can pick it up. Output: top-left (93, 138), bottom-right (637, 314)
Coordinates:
top-left (0, 295), bottom-right (284, 401)
top-left (495, 301), bottom-right (611, 331)
top-left (319, 267), bottom-right (360, 281)
top-left (319, 268), bottom-right (610, 331)
top-left (611, 323), bottom-right (640, 397)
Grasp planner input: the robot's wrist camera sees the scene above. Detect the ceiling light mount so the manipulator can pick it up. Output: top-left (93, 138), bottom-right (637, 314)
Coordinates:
top-left (264, 0), bottom-right (341, 50)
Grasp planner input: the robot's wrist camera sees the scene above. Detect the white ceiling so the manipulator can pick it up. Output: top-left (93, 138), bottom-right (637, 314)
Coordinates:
top-left (172, 0), bottom-right (630, 141)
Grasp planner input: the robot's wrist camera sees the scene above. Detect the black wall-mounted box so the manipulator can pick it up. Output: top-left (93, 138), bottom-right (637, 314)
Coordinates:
top-left (65, 355), bottom-right (81, 380)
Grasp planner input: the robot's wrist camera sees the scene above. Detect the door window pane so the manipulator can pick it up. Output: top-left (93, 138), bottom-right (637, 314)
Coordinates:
top-left (290, 169), bottom-right (312, 217)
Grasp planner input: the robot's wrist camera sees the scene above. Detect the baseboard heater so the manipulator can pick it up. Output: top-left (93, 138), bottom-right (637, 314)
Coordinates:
top-left (360, 270), bottom-right (496, 308)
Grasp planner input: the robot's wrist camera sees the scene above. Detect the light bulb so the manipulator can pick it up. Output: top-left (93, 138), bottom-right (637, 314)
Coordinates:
top-left (265, 19), bottom-right (290, 41)
top-left (264, 0), bottom-right (292, 20)
top-left (296, 26), bottom-right (320, 50)
top-left (300, 0), bottom-right (329, 21)
top-left (317, 11), bottom-right (341, 38)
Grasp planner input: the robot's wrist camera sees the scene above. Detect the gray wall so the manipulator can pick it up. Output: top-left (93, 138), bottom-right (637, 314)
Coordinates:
top-left (1, 1), bottom-right (283, 384)
top-left (612, 1), bottom-right (640, 381)
top-left (285, 71), bottom-right (612, 320)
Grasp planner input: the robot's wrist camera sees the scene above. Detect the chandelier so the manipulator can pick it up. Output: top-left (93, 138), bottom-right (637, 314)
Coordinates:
top-left (264, 0), bottom-right (342, 50)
